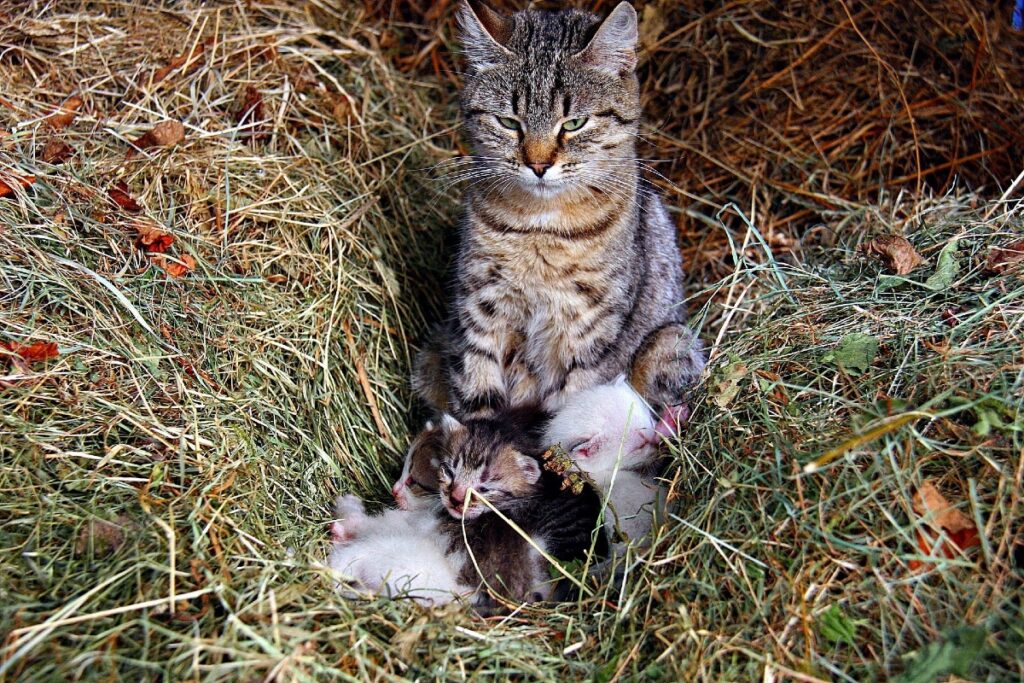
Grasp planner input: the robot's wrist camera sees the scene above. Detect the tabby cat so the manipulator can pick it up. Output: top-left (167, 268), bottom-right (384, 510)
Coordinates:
top-left (415, 0), bottom-right (705, 419)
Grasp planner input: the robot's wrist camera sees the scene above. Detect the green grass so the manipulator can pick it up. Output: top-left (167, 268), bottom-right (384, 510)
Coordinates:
top-left (2, 2), bottom-right (1022, 681)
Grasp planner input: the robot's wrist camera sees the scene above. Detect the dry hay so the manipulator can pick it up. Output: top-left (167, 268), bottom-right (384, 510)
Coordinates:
top-left (1, 1), bottom-right (1022, 681)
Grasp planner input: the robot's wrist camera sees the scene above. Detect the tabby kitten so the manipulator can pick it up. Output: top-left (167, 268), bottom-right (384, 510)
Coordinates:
top-left (430, 407), bottom-right (608, 603)
top-left (414, 1), bottom-right (705, 419)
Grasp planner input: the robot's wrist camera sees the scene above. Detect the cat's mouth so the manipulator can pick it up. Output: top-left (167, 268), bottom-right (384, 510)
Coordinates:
top-left (444, 500), bottom-right (486, 520)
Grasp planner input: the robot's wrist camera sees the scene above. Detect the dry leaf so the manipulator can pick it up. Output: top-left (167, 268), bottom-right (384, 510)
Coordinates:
top-left (134, 218), bottom-right (174, 253)
top-left (985, 239), bottom-right (1024, 274)
top-left (40, 138), bottom-right (74, 164)
top-left (909, 480), bottom-right (980, 571)
top-left (1, 340), bottom-right (59, 365)
top-left (151, 42), bottom-right (207, 84)
top-left (0, 173), bottom-right (36, 198)
top-left (108, 181), bottom-right (142, 212)
top-left (332, 95), bottom-right (355, 126)
top-left (861, 235), bottom-right (924, 275)
top-left (154, 254), bottom-right (195, 278)
top-left (75, 516), bottom-right (131, 556)
top-left (129, 120), bottom-right (185, 156)
top-left (236, 86), bottom-right (263, 124)
top-left (44, 95), bottom-right (83, 130)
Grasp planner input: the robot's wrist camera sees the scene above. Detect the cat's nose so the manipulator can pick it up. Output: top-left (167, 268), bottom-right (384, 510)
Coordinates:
top-left (449, 489), bottom-right (465, 508)
top-left (527, 161), bottom-right (551, 178)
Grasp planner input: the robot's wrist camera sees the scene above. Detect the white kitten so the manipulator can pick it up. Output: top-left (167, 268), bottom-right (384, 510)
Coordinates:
top-left (544, 377), bottom-right (665, 548)
top-left (327, 495), bottom-right (470, 605)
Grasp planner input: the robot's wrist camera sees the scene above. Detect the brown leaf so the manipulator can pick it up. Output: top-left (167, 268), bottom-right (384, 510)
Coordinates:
top-left (0, 174), bottom-right (35, 198)
top-left (153, 254), bottom-right (195, 278)
top-left (129, 120), bottom-right (185, 156)
top-left (860, 235), bottom-right (924, 275)
top-left (331, 95), bottom-right (356, 127)
top-left (985, 239), bottom-right (1024, 274)
top-left (44, 95), bottom-right (83, 130)
top-left (235, 86), bottom-right (263, 125)
top-left (913, 481), bottom-right (975, 533)
top-left (40, 138), bottom-right (74, 164)
top-left (75, 516), bottom-right (131, 556)
top-left (909, 480), bottom-right (980, 571)
top-left (151, 42), bottom-right (207, 84)
top-left (1, 340), bottom-right (59, 365)
top-left (108, 181), bottom-right (142, 212)
top-left (133, 218), bottom-right (174, 253)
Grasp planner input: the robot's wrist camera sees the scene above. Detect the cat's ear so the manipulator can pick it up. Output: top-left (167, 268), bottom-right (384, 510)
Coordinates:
top-left (440, 413), bottom-right (462, 433)
top-left (515, 454), bottom-right (542, 485)
top-left (575, 1), bottom-right (638, 76)
top-left (458, 0), bottom-right (513, 71)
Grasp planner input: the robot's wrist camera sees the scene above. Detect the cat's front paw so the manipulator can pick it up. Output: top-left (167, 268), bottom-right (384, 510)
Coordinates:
top-left (630, 323), bottom-right (706, 409)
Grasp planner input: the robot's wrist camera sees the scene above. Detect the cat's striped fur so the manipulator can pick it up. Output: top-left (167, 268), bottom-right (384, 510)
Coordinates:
top-left (415, 1), bottom-right (705, 418)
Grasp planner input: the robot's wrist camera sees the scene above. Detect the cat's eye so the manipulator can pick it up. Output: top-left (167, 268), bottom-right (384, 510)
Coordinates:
top-left (439, 463), bottom-right (454, 480)
top-left (568, 438), bottom-right (591, 452)
top-left (496, 116), bottom-right (520, 130)
top-left (475, 485), bottom-right (491, 494)
top-left (561, 117), bottom-right (589, 132)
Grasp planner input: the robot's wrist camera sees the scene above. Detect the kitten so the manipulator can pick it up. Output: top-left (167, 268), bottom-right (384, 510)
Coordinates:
top-left (544, 377), bottom-right (666, 548)
top-left (327, 495), bottom-right (470, 605)
top-left (330, 410), bottom-right (607, 607)
top-left (390, 421), bottom-right (442, 510)
top-left (421, 408), bottom-right (608, 604)
top-left (414, 0), bottom-right (705, 420)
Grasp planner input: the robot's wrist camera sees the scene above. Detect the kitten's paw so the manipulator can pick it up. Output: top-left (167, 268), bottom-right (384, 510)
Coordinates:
top-left (655, 403), bottom-right (690, 440)
top-left (330, 521), bottom-right (351, 543)
top-left (334, 494), bottom-right (366, 520)
top-left (333, 495), bottom-right (369, 540)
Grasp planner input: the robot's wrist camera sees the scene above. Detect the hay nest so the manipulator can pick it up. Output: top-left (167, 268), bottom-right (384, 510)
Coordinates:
top-left (1, 1), bottom-right (1022, 680)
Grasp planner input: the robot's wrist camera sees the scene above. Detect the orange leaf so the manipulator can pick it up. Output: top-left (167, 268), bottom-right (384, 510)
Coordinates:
top-left (0, 174), bottom-right (36, 198)
top-left (1, 340), bottom-right (59, 364)
top-left (153, 254), bottom-right (195, 278)
top-left (860, 235), bottom-right (924, 275)
top-left (913, 481), bottom-right (975, 535)
top-left (909, 480), bottom-right (980, 571)
top-left (45, 95), bottom-right (84, 130)
top-left (134, 218), bottom-right (174, 253)
top-left (108, 181), bottom-right (142, 212)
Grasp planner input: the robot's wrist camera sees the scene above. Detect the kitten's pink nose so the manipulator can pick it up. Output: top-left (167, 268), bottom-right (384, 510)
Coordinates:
top-left (527, 161), bottom-right (551, 178)
top-left (449, 486), bottom-right (466, 509)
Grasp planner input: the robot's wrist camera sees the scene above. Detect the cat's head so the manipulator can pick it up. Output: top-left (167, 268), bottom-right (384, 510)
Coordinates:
top-left (544, 376), bottom-right (659, 473)
top-left (434, 412), bottom-right (544, 520)
top-left (457, 1), bottom-right (640, 198)
top-left (392, 422), bottom-right (444, 510)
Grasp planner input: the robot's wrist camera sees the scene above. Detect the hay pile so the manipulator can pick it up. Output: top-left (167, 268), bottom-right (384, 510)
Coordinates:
top-left (1, 1), bottom-right (1022, 681)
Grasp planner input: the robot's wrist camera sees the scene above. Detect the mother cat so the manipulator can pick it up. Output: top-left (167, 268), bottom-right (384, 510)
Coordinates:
top-left (416, 0), bottom-right (705, 419)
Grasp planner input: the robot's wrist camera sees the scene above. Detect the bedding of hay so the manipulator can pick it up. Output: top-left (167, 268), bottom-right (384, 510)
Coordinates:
top-left (1, 1), bottom-right (1021, 680)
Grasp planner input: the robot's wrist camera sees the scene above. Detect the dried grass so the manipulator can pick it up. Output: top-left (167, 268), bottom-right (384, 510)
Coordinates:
top-left (1, 1), bottom-right (1022, 681)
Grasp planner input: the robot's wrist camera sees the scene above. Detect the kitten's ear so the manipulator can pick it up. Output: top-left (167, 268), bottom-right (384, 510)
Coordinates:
top-left (440, 413), bottom-right (462, 433)
top-left (575, 1), bottom-right (638, 76)
top-left (458, 0), bottom-right (513, 71)
top-left (516, 454), bottom-right (542, 485)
